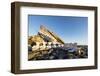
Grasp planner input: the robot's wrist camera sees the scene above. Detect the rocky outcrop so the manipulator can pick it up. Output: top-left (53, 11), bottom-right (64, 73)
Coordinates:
top-left (28, 25), bottom-right (65, 60)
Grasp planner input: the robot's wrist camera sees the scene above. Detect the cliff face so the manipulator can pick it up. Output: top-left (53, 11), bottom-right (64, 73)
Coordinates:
top-left (28, 35), bottom-right (44, 45)
top-left (28, 25), bottom-right (64, 46)
top-left (39, 25), bottom-right (64, 44)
